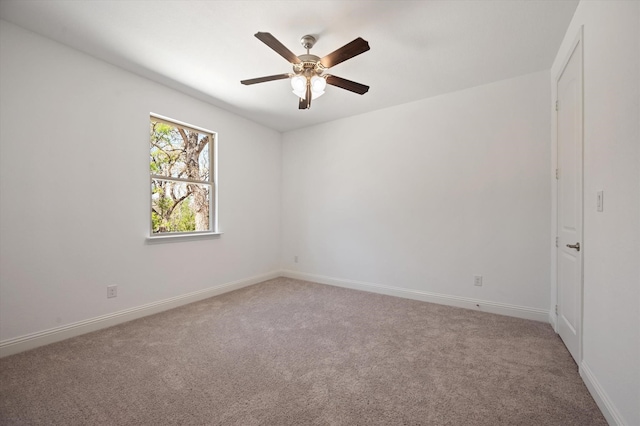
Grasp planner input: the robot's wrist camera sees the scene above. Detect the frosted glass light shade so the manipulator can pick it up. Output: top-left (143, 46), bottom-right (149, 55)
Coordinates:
top-left (291, 75), bottom-right (327, 100)
top-left (291, 75), bottom-right (306, 91)
top-left (310, 75), bottom-right (326, 99)
top-left (311, 75), bottom-right (326, 92)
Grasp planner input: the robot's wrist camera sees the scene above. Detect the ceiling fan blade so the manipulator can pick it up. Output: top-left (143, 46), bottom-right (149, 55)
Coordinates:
top-left (320, 37), bottom-right (370, 68)
top-left (325, 75), bottom-right (369, 95)
top-left (255, 32), bottom-right (302, 64)
top-left (241, 74), bottom-right (291, 85)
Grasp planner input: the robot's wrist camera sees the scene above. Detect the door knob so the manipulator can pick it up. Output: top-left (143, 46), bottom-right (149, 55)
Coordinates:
top-left (566, 242), bottom-right (580, 251)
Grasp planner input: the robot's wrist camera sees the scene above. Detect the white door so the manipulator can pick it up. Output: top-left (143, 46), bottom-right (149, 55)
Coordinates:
top-left (556, 30), bottom-right (583, 364)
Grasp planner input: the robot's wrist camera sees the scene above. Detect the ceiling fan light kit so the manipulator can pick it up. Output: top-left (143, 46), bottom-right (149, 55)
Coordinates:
top-left (241, 32), bottom-right (370, 110)
top-left (292, 75), bottom-right (326, 100)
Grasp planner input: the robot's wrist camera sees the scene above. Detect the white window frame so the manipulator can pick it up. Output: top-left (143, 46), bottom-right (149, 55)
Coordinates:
top-left (148, 113), bottom-right (219, 240)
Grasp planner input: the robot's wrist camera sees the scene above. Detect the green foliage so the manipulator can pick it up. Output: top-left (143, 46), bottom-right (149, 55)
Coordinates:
top-left (177, 199), bottom-right (196, 232)
top-left (151, 180), bottom-right (197, 233)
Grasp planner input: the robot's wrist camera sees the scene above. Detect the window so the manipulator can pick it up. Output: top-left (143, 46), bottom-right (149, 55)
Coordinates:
top-left (149, 114), bottom-right (217, 237)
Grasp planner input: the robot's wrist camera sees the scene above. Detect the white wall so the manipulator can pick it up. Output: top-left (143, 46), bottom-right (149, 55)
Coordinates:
top-left (0, 21), bottom-right (282, 343)
top-left (282, 71), bottom-right (551, 315)
top-left (2, 7), bottom-right (637, 423)
top-left (550, 2), bottom-right (640, 425)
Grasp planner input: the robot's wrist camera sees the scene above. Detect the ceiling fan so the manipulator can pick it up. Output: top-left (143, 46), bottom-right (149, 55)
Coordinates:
top-left (241, 32), bottom-right (370, 110)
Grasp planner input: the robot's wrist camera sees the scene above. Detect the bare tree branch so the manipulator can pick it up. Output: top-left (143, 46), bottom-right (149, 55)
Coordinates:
top-left (167, 192), bottom-right (190, 218)
top-left (197, 135), bottom-right (209, 154)
top-left (178, 128), bottom-right (189, 146)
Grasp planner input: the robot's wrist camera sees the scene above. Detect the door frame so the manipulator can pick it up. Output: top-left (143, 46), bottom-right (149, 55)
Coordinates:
top-left (551, 26), bottom-right (584, 364)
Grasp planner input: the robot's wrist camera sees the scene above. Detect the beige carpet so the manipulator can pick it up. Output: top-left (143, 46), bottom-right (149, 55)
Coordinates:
top-left (0, 277), bottom-right (606, 425)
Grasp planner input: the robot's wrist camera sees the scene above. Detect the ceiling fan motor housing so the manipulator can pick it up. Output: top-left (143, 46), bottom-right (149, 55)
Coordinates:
top-left (293, 54), bottom-right (325, 78)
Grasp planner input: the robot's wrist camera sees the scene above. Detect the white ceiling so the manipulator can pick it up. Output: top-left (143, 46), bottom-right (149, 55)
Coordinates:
top-left (0, 0), bottom-right (578, 132)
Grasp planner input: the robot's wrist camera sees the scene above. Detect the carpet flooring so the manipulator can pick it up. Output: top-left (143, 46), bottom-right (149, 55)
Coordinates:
top-left (0, 277), bottom-right (606, 425)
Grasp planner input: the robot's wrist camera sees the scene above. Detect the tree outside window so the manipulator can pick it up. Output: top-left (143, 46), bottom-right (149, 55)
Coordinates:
top-left (150, 115), bottom-right (216, 235)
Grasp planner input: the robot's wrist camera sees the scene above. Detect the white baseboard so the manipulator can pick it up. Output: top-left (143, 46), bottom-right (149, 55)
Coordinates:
top-left (0, 270), bottom-right (553, 358)
top-left (580, 360), bottom-right (627, 426)
top-left (0, 270), bottom-right (281, 358)
top-left (4, 269), bottom-right (621, 424)
top-left (282, 270), bottom-right (549, 322)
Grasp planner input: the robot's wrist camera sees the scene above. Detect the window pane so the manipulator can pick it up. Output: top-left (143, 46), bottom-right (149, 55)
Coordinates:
top-left (151, 179), bottom-right (210, 234)
top-left (150, 120), bottom-right (211, 181)
top-left (199, 143), bottom-right (210, 181)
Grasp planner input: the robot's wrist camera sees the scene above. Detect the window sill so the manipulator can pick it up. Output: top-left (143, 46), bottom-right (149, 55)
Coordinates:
top-left (145, 232), bottom-right (223, 244)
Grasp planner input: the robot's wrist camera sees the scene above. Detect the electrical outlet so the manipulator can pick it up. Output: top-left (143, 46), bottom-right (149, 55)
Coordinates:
top-left (474, 275), bottom-right (483, 287)
top-left (107, 285), bottom-right (117, 298)
top-left (294, 255), bottom-right (298, 263)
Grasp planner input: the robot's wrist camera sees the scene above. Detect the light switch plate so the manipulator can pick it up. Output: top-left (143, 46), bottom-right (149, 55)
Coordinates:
top-left (597, 191), bottom-right (604, 212)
